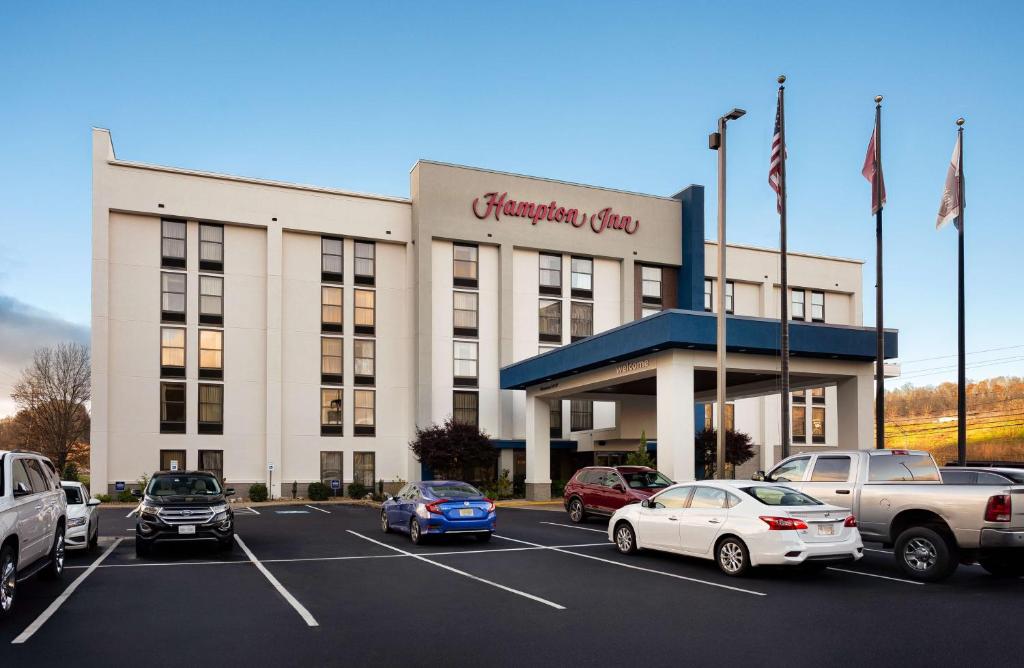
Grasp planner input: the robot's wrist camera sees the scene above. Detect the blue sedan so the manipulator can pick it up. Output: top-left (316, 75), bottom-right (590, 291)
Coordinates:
top-left (381, 481), bottom-right (496, 544)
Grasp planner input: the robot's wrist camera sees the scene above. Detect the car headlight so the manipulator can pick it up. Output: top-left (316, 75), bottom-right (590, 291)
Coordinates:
top-left (67, 517), bottom-right (87, 528)
top-left (210, 503), bottom-right (229, 520)
top-left (139, 503), bottom-right (161, 517)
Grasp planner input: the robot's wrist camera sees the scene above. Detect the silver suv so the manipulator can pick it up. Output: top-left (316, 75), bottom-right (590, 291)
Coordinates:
top-left (1, 450), bottom-right (68, 617)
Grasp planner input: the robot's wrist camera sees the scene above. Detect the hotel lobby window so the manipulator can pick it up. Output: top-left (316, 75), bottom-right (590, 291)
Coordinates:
top-left (453, 291), bottom-right (478, 337)
top-left (549, 399), bottom-right (562, 438)
top-left (354, 452), bottom-right (376, 488)
top-left (198, 384), bottom-right (223, 435)
top-left (539, 253), bottom-right (562, 295)
top-left (161, 219), bottom-right (186, 269)
top-left (321, 286), bottom-right (343, 333)
top-left (161, 272), bottom-right (186, 323)
top-left (812, 406), bottom-right (826, 444)
top-left (321, 336), bottom-right (343, 384)
top-left (570, 400), bottom-right (593, 432)
top-left (199, 224), bottom-right (223, 271)
top-left (321, 237), bottom-right (343, 283)
top-left (453, 390), bottom-right (479, 427)
top-left (199, 275), bottom-right (223, 325)
top-left (539, 299), bottom-right (562, 343)
top-left (570, 301), bottom-right (593, 342)
top-left (792, 289), bottom-right (806, 320)
top-left (811, 290), bottom-right (825, 322)
top-left (198, 329), bottom-right (223, 380)
top-left (160, 327), bottom-right (185, 378)
top-left (641, 266), bottom-right (662, 306)
top-left (160, 382), bottom-right (186, 434)
top-left (321, 389), bottom-right (343, 436)
top-left (354, 338), bottom-right (375, 385)
top-left (453, 341), bottom-right (478, 387)
top-left (570, 257), bottom-right (593, 299)
top-left (354, 241), bottom-right (375, 286)
top-left (354, 289), bottom-right (375, 335)
top-left (453, 243), bottom-right (478, 288)
top-left (354, 389), bottom-right (375, 436)
top-left (703, 403), bottom-right (735, 432)
top-left (793, 405), bottom-right (807, 442)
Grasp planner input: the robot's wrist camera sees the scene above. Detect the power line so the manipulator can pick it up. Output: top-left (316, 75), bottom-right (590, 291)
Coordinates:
top-left (897, 356), bottom-right (1024, 380)
top-left (898, 344), bottom-right (1024, 365)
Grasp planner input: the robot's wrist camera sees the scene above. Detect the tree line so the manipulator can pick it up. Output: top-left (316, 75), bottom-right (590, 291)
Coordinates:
top-left (885, 376), bottom-right (1024, 420)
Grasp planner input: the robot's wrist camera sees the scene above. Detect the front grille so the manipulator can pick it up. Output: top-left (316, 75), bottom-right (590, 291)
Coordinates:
top-left (159, 506), bottom-right (215, 525)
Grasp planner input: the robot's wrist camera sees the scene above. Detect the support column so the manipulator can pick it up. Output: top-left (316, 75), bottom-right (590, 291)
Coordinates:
top-left (266, 226), bottom-right (283, 499)
top-left (837, 368), bottom-right (874, 450)
top-left (524, 391), bottom-right (551, 500)
top-left (656, 352), bottom-right (696, 482)
top-left (499, 448), bottom-right (515, 478)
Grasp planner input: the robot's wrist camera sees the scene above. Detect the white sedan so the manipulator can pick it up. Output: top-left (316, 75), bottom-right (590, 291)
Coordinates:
top-left (608, 480), bottom-right (863, 576)
top-left (61, 481), bottom-right (101, 551)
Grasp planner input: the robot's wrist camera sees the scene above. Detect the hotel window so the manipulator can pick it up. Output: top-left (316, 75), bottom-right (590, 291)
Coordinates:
top-left (320, 451), bottom-right (343, 485)
top-left (539, 253), bottom-right (562, 295)
top-left (704, 279), bottom-right (713, 311)
top-left (160, 450), bottom-right (186, 472)
top-left (199, 224), bottom-right (223, 272)
top-left (793, 405), bottom-right (807, 441)
top-left (641, 306), bottom-right (660, 318)
top-left (354, 241), bottom-right (375, 285)
top-left (199, 450), bottom-right (223, 483)
top-left (453, 391), bottom-right (479, 427)
top-left (321, 388), bottom-right (343, 436)
top-left (354, 339), bottom-right (375, 385)
top-left (160, 382), bottom-right (186, 434)
top-left (641, 266), bottom-right (662, 305)
top-left (161, 272), bottom-right (186, 323)
top-left (353, 452), bottom-right (376, 488)
top-left (354, 389), bottom-right (375, 436)
top-left (703, 403), bottom-right (735, 432)
top-left (539, 299), bottom-right (562, 343)
top-left (321, 286), bottom-right (343, 333)
top-left (810, 387), bottom-right (825, 404)
top-left (198, 329), bottom-right (223, 380)
top-left (453, 243), bottom-right (478, 288)
top-left (571, 257), bottom-right (593, 299)
top-left (570, 301), bottom-right (593, 342)
top-left (453, 291), bottom-right (478, 337)
top-left (354, 289), bottom-right (375, 335)
top-left (161, 219), bottom-right (186, 268)
top-left (321, 237), bottom-right (343, 283)
top-left (811, 406), bottom-right (826, 444)
top-left (810, 291), bottom-right (825, 322)
top-left (725, 281), bottom-right (735, 314)
top-left (321, 336), bottom-right (343, 384)
top-left (792, 289), bottom-right (806, 320)
top-left (160, 327), bottom-right (186, 378)
top-left (793, 390), bottom-right (806, 404)
top-left (570, 400), bottom-right (593, 432)
top-left (453, 341), bottom-right (478, 387)
top-left (198, 384), bottom-right (223, 434)
top-left (199, 275), bottom-right (224, 325)
top-left (549, 399), bottom-right (562, 439)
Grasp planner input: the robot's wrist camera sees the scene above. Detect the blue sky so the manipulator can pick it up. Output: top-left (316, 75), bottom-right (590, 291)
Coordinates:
top-left (0, 1), bottom-right (1022, 413)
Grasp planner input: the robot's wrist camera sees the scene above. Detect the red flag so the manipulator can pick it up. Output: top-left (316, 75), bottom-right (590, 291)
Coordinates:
top-left (862, 125), bottom-right (886, 214)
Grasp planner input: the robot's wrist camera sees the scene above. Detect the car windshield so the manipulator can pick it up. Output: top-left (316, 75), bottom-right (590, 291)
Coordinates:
top-left (1000, 470), bottom-right (1024, 484)
top-left (621, 471), bottom-right (673, 489)
top-left (147, 474), bottom-right (222, 496)
top-left (425, 483), bottom-right (482, 499)
top-left (63, 486), bottom-right (85, 504)
top-left (743, 486), bottom-right (823, 506)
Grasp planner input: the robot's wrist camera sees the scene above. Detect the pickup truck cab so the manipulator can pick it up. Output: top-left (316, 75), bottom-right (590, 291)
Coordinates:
top-left (1, 450), bottom-right (68, 617)
top-left (756, 449), bottom-right (1024, 581)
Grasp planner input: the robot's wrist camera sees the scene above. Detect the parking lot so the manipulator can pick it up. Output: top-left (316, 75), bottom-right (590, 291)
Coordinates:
top-left (2, 503), bottom-right (1023, 666)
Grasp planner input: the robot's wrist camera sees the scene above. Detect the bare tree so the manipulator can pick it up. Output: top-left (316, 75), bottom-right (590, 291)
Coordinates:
top-left (11, 342), bottom-right (90, 471)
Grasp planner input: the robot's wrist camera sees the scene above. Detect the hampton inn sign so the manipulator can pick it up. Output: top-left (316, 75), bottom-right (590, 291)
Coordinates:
top-left (472, 191), bottom-right (641, 235)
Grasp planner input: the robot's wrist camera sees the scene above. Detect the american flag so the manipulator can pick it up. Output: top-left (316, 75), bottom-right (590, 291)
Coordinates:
top-left (768, 90), bottom-right (785, 214)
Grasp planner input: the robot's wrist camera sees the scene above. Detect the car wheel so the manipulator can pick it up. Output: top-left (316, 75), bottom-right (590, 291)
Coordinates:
top-left (42, 525), bottom-right (66, 580)
top-left (716, 537), bottom-right (750, 577)
top-left (88, 520), bottom-right (100, 552)
top-left (0, 545), bottom-right (16, 617)
top-left (381, 510), bottom-right (391, 533)
top-left (894, 526), bottom-right (958, 582)
top-left (568, 498), bottom-right (586, 524)
top-left (979, 555), bottom-right (1024, 578)
top-left (614, 522), bottom-right (638, 555)
top-left (409, 519), bottom-right (423, 545)
top-left (476, 532), bottom-right (492, 543)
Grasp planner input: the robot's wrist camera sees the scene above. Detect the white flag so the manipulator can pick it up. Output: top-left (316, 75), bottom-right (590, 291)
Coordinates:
top-left (936, 134), bottom-right (963, 230)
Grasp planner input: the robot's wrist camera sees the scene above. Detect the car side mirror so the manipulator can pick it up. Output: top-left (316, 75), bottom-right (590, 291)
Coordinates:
top-left (131, 489), bottom-right (143, 498)
top-left (640, 499), bottom-right (652, 508)
top-left (13, 481), bottom-right (30, 497)
top-left (224, 488), bottom-right (235, 496)
top-left (88, 498), bottom-right (102, 506)
top-left (751, 470), bottom-right (766, 482)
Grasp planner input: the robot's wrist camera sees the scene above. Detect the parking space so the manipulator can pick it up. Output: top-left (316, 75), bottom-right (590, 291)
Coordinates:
top-left (2, 503), bottom-right (1024, 666)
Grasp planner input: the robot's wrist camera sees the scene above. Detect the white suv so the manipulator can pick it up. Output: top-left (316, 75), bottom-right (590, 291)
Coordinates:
top-left (1, 450), bottom-right (68, 617)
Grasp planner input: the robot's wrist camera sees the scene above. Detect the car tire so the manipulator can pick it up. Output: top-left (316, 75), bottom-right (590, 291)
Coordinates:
top-left (0, 545), bottom-right (16, 617)
top-left (410, 519), bottom-right (424, 545)
top-left (381, 510), bottom-right (391, 533)
top-left (88, 521), bottom-right (99, 552)
top-left (716, 536), bottom-right (751, 577)
top-left (568, 497), bottom-right (586, 524)
top-left (979, 555), bottom-right (1024, 578)
top-left (614, 522), bottom-right (638, 555)
top-left (894, 526), bottom-right (959, 582)
top-left (42, 525), bottom-right (65, 580)
top-left (135, 535), bottom-right (151, 558)
top-left (476, 532), bottom-right (492, 543)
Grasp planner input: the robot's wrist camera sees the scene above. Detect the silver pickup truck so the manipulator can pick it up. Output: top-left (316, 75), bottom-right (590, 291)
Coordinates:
top-left (755, 449), bottom-right (1024, 581)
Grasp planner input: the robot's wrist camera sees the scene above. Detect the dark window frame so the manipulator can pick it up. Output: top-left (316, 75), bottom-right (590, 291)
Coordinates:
top-left (453, 390), bottom-right (479, 428)
top-left (453, 290), bottom-right (479, 338)
top-left (321, 236), bottom-right (344, 283)
top-left (198, 328), bottom-right (224, 380)
top-left (199, 449), bottom-right (224, 482)
top-left (453, 243), bottom-right (479, 288)
top-left (321, 336), bottom-right (344, 385)
top-left (640, 265), bottom-right (663, 305)
top-left (160, 382), bottom-right (186, 434)
top-left (570, 301), bottom-right (593, 342)
top-left (725, 280), bottom-right (735, 314)
top-left (354, 240), bottom-right (375, 286)
top-left (570, 399), bottom-right (593, 432)
top-left (199, 223), bottom-right (224, 272)
top-left (549, 399), bottom-right (562, 439)
top-left (570, 256), bottom-right (593, 299)
top-left (161, 219), bottom-right (187, 269)
top-left (353, 451), bottom-right (376, 488)
top-left (453, 340), bottom-right (478, 388)
top-left (539, 298), bottom-right (562, 343)
top-left (320, 451), bottom-right (343, 485)
top-left (321, 285), bottom-right (343, 333)
top-left (811, 405), bottom-right (826, 444)
top-left (160, 326), bottom-right (186, 379)
top-left (159, 449), bottom-right (187, 472)
top-left (704, 278), bottom-right (713, 312)
top-left (792, 404), bottom-right (807, 441)
top-left (353, 288), bottom-right (376, 336)
top-left (353, 389), bottom-right (376, 436)
top-left (353, 338), bottom-right (375, 386)
top-left (199, 274), bottom-right (224, 326)
top-left (810, 290), bottom-right (825, 322)
top-left (198, 383), bottom-right (224, 435)
top-left (791, 289), bottom-right (806, 321)
top-left (321, 388), bottom-right (344, 437)
top-left (161, 271), bottom-right (187, 323)
top-left (538, 253), bottom-right (562, 296)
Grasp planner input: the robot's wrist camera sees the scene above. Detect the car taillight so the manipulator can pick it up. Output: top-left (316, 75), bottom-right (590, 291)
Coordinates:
top-left (844, 515), bottom-right (858, 528)
top-left (985, 495), bottom-right (1012, 523)
top-left (759, 516), bottom-right (808, 531)
top-left (425, 499), bottom-right (449, 515)
top-left (484, 499), bottom-right (496, 513)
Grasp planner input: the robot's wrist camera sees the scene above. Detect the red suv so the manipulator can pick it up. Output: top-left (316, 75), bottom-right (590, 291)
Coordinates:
top-left (563, 466), bottom-right (673, 523)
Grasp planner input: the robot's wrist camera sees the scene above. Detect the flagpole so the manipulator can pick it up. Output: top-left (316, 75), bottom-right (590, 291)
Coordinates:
top-left (874, 95), bottom-right (885, 449)
top-left (956, 117), bottom-right (967, 465)
top-left (778, 75), bottom-right (791, 462)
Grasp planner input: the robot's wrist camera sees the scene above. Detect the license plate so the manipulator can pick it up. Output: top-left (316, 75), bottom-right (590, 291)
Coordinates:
top-left (178, 525), bottom-right (196, 535)
top-left (817, 524), bottom-right (835, 536)
top-left (458, 508), bottom-right (474, 517)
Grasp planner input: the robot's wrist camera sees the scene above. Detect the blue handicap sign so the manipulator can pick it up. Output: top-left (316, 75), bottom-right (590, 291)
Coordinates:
top-left (115, 481), bottom-right (126, 492)
top-left (330, 479), bottom-right (341, 490)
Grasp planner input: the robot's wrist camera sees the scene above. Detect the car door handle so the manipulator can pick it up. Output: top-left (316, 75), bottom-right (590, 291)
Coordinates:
top-left (708, 519), bottom-right (721, 524)
top-left (836, 490), bottom-right (851, 495)
top-left (667, 516), bottom-right (678, 521)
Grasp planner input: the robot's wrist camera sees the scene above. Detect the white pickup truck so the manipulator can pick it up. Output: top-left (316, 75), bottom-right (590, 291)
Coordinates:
top-left (1, 450), bottom-right (68, 617)
top-left (756, 449), bottom-right (1024, 581)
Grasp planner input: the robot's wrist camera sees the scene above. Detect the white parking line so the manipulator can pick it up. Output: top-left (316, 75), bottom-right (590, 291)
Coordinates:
top-left (347, 530), bottom-right (566, 610)
top-left (234, 534), bottom-right (319, 627)
top-left (305, 505), bottom-right (330, 514)
top-left (12, 538), bottom-right (123, 644)
top-left (125, 505), bottom-right (139, 518)
top-left (827, 567), bottom-right (924, 585)
top-left (540, 521), bottom-right (607, 534)
top-left (242, 506), bottom-right (261, 515)
top-left (494, 534), bottom-right (766, 597)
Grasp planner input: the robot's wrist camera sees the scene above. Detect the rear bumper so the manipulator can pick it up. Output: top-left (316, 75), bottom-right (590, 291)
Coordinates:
top-left (980, 528), bottom-right (1024, 549)
top-left (751, 534), bottom-right (864, 567)
top-left (424, 514), bottom-right (496, 535)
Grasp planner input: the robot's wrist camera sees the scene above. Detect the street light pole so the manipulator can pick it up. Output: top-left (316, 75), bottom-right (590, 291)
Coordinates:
top-left (709, 108), bottom-right (745, 479)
